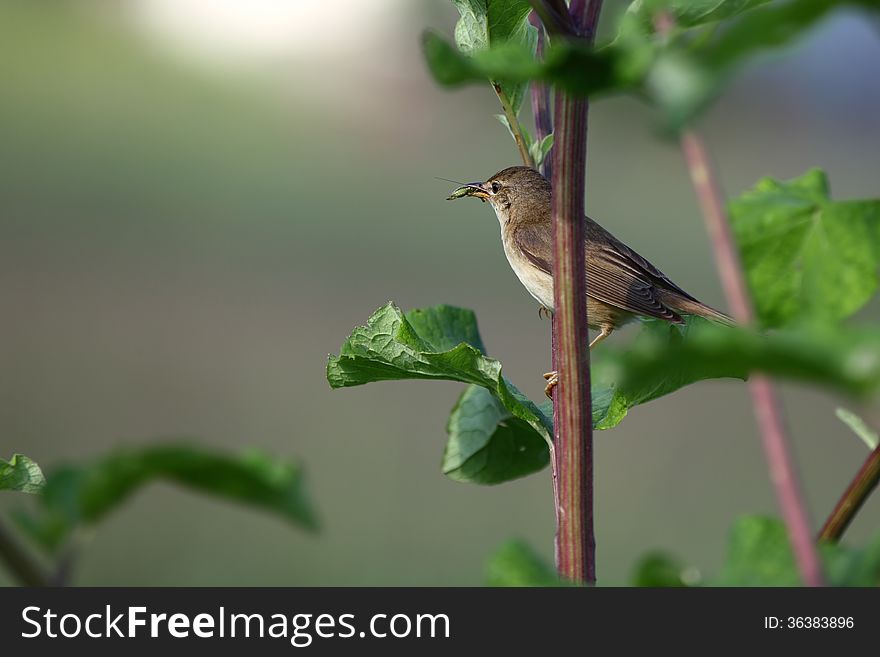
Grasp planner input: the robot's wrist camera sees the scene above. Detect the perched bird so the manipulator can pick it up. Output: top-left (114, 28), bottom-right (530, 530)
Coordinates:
top-left (447, 166), bottom-right (731, 396)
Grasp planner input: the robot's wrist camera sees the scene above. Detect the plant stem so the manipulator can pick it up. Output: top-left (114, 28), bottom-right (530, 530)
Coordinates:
top-left (493, 83), bottom-right (535, 169)
top-left (679, 129), bottom-right (825, 587)
top-left (571, 0), bottom-right (603, 39)
top-left (819, 443), bottom-right (880, 542)
top-left (529, 11), bottom-right (553, 180)
top-left (0, 517), bottom-right (48, 586)
top-left (529, 0), bottom-right (575, 36)
top-left (546, 0), bottom-right (602, 586)
top-left (551, 93), bottom-right (593, 583)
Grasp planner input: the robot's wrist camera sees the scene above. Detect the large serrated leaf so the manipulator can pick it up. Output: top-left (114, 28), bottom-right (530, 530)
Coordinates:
top-left (328, 302), bottom-right (552, 447)
top-left (730, 169), bottom-right (880, 329)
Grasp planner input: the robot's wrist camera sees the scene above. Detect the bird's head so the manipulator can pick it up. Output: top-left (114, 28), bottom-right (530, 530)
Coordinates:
top-left (446, 166), bottom-right (550, 225)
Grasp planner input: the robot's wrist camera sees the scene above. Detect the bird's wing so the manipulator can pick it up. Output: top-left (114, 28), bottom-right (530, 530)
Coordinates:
top-left (513, 220), bottom-right (687, 323)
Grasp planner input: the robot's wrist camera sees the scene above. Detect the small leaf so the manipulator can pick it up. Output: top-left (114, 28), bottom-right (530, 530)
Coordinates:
top-left (717, 516), bottom-right (801, 586)
top-left (631, 551), bottom-right (700, 587)
top-left (529, 133), bottom-right (554, 170)
top-left (494, 113), bottom-right (532, 150)
top-left (730, 169), bottom-right (880, 329)
top-left (836, 408), bottom-right (879, 451)
top-left (485, 539), bottom-right (564, 586)
top-left (14, 444), bottom-right (317, 552)
top-left (0, 454), bottom-right (45, 494)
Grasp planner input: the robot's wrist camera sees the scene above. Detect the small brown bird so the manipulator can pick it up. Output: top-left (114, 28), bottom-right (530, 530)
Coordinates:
top-left (447, 166), bottom-right (731, 396)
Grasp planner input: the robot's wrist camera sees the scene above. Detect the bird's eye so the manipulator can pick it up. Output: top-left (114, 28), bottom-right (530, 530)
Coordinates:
top-left (491, 181), bottom-right (501, 194)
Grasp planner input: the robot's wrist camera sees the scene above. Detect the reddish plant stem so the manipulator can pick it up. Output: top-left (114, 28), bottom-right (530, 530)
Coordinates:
top-left (545, 0), bottom-right (602, 585)
top-left (679, 130), bottom-right (825, 587)
top-left (529, 11), bottom-right (553, 180)
top-left (551, 93), bottom-right (593, 583)
top-left (571, 0), bottom-right (602, 39)
top-left (819, 443), bottom-right (880, 542)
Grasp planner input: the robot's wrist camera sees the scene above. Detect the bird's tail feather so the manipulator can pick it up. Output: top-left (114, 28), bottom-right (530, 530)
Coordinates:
top-left (666, 296), bottom-right (735, 326)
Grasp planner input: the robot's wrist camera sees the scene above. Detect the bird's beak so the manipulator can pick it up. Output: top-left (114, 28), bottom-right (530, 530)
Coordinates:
top-left (447, 183), bottom-right (488, 201)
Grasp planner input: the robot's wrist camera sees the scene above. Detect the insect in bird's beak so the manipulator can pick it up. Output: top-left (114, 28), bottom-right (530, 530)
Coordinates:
top-left (447, 183), bottom-right (489, 202)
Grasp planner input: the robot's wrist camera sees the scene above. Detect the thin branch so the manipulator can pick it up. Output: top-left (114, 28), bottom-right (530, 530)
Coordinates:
top-left (529, 12), bottom-right (553, 179)
top-left (819, 443), bottom-right (880, 542)
top-left (0, 517), bottom-right (48, 587)
top-left (549, 0), bottom-right (603, 586)
top-left (493, 83), bottom-right (535, 169)
top-left (679, 129), bottom-right (825, 587)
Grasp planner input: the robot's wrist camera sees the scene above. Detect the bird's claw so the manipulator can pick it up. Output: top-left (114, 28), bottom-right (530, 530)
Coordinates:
top-left (537, 306), bottom-right (552, 320)
top-left (543, 370), bottom-right (558, 398)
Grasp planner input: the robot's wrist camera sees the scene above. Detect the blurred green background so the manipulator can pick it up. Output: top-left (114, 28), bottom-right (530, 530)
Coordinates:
top-left (2, 0), bottom-right (879, 585)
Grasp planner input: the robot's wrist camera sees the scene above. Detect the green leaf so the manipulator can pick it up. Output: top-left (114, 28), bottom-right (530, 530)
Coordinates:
top-left (428, 1), bottom-right (877, 130)
top-left (0, 454), bottom-right (45, 494)
top-left (330, 303), bottom-right (723, 483)
top-left (717, 516), bottom-right (880, 586)
top-left (494, 113), bottom-right (533, 150)
top-left (700, 0), bottom-right (869, 72)
top-left (329, 302), bottom-right (552, 439)
top-left (593, 317), bottom-right (747, 429)
top-left (730, 169), bottom-right (880, 329)
top-left (823, 533), bottom-right (880, 587)
top-left (717, 516), bottom-right (801, 586)
top-left (14, 445), bottom-right (317, 552)
top-left (422, 31), bottom-right (626, 98)
top-left (836, 408), bottom-right (879, 451)
top-left (444, 385), bottom-right (549, 484)
top-left (651, 0), bottom-right (877, 128)
top-left (485, 539), bottom-right (564, 586)
top-left (616, 320), bottom-right (880, 401)
top-left (451, 0), bottom-right (489, 54)
top-left (334, 302), bottom-right (880, 483)
top-left (328, 303), bottom-right (553, 484)
top-left (631, 551), bottom-right (700, 587)
top-left (450, 0), bottom-right (538, 116)
top-left (626, 0), bottom-right (772, 29)
top-left (529, 133), bottom-right (554, 170)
